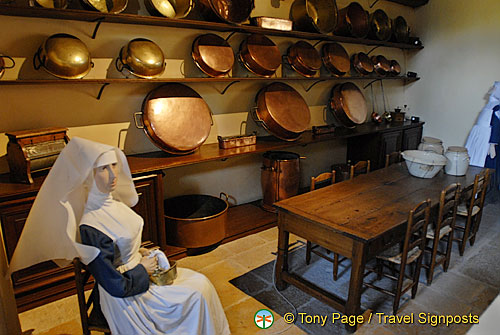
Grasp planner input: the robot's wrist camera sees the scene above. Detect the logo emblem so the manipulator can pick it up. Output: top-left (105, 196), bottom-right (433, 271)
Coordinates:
top-left (254, 309), bottom-right (274, 329)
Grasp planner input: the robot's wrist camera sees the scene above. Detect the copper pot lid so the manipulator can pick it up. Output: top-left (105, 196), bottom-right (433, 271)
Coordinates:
top-left (192, 34), bottom-right (234, 77)
top-left (389, 59), bottom-right (401, 76)
top-left (335, 2), bottom-right (369, 38)
top-left (369, 9), bottom-right (392, 41)
top-left (336, 82), bottom-right (368, 124)
top-left (371, 55), bottom-right (391, 75)
top-left (393, 16), bottom-right (410, 43)
top-left (321, 42), bottom-right (350, 76)
top-left (199, 0), bottom-right (254, 24)
top-left (258, 82), bottom-right (311, 136)
top-left (287, 41), bottom-right (321, 77)
top-left (239, 34), bottom-right (281, 77)
top-left (141, 84), bottom-right (212, 154)
top-left (352, 52), bottom-right (374, 75)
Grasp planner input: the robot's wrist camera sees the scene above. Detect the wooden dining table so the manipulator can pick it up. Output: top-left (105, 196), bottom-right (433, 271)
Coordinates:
top-left (273, 163), bottom-right (485, 332)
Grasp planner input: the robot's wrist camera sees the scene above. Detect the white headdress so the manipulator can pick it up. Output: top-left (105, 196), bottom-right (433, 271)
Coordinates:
top-left (8, 137), bottom-right (138, 273)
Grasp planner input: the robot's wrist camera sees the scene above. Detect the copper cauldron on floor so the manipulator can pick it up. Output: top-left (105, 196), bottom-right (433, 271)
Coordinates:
top-left (261, 151), bottom-right (301, 212)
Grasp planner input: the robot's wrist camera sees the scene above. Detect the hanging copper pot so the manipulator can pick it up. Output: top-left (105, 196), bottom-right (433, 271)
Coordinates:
top-left (239, 34), bottom-right (281, 77)
top-left (371, 55), bottom-right (391, 76)
top-left (290, 0), bottom-right (338, 34)
top-left (321, 42), bottom-right (350, 77)
top-left (392, 16), bottom-right (410, 43)
top-left (368, 9), bottom-right (392, 41)
top-left (198, 0), bottom-right (254, 24)
top-left (287, 40), bottom-right (321, 78)
top-left (389, 59), bottom-right (401, 76)
top-left (135, 84), bottom-right (213, 155)
top-left (351, 52), bottom-right (374, 76)
top-left (334, 2), bottom-right (369, 38)
top-left (253, 82), bottom-right (311, 141)
top-left (192, 34), bottom-right (234, 77)
top-left (329, 82), bottom-right (368, 128)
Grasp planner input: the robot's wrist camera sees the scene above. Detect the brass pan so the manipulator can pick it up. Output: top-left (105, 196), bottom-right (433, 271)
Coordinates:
top-left (239, 34), bottom-right (281, 78)
top-left (145, 0), bottom-right (194, 18)
top-left (334, 2), bottom-right (369, 38)
top-left (137, 84), bottom-right (213, 155)
top-left (35, 0), bottom-right (68, 9)
top-left (351, 52), bottom-right (374, 76)
top-left (392, 16), bottom-right (410, 43)
top-left (192, 34), bottom-right (234, 77)
top-left (198, 0), bottom-right (254, 24)
top-left (371, 55), bottom-right (391, 76)
top-left (368, 9), bottom-right (392, 41)
top-left (328, 82), bottom-right (368, 128)
top-left (81, 0), bottom-right (128, 14)
top-left (287, 40), bottom-right (321, 78)
top-left (321, 42), bottom-right (350, 77)
top-left (116, 38), bottom-right (166, 79)
top-left (253, 82), bottom-right (311, 141)
top-left (290, 0), bottom-right (338, 34)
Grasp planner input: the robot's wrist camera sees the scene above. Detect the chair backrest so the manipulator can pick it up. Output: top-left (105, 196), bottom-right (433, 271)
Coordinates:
top-left (462, 169), bottom-right (490, 217)
top-left (73, 258), bottom-right (110, 335)
top-left (436, 183), bottom-right (461, 232)
top-left (349, 160), bottom-right (371, 179)
top-left (385, 151), bottom-right (402, 168)
top-left (400, 199), bottom-right (431, 268)
top-left (310, 170), bottom-right (336, 191)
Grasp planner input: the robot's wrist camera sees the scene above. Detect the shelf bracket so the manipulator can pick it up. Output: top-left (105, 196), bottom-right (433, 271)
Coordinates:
top-left (366, 45), bottom-right (380, 56)
top-left (225, 31), bottom-right (238, 42)
top-left (91, 17), bottom-right (105, 39)
top-left (218, 81), bottom-right (240, 95)
top-left (96, 83), bottom-right (110, 100)
top-left (363, 79), bottom-right (381, 89)
top-left (369, 0), bottom-right (381, 8)
top-left (305, 79), bottom-right (326, 92)
top-left (312, 40), bottom-right (323, 48)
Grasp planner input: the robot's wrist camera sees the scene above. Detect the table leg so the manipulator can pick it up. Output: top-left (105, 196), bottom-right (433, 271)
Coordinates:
top-left (345, 241), bottom-right (367, 332)
top-left (275, 223), bottom-right (290, 291)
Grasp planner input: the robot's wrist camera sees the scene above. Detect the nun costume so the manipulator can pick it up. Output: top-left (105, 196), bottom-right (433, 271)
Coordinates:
top-left (9, 137), bottom-right (230, 335)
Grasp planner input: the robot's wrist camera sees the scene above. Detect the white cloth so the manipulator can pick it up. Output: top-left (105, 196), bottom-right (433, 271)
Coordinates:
top-left (80, 179), bottom-right (230, 335)
top-left (149, 249), bottom-right (170, 270)
top-left (9, 137), bottom-right (137, 273)
top-left (466, 81), bottom-right (500, 167)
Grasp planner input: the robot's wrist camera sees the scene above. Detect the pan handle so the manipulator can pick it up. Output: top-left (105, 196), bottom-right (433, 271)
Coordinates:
top-left (0, 55), bottom-right (15, 69)
top-left (115, 56), bottom-right (125, 73)
top-left (33, 47), bottom-right (43, 71)
top-left (133, 112), bottom-right (144, 129)
top-left (250, 107), bottom-right (264, 124)
top-left (219, 192), bottom-right (229, 203)
top-left (208, 110), bottom-right (214, 126)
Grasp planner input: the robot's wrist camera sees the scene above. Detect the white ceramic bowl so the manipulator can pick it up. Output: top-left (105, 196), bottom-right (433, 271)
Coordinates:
top-left (401, 150), bottom-right (447, 178)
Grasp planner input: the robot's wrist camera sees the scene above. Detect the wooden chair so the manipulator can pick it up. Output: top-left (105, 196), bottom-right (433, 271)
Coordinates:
top-left (385, 151), bottom-right (402, 168)
top-left (364, 199), bottom-right (431, 314)
top-left (422, 183), bottom-right (461, 285)
top-left (350, 160), bottom-right (371, 179)
top-left (453, 169), bottom-right (490, 256)
top-left (73, 258), bottom-right (111, 335)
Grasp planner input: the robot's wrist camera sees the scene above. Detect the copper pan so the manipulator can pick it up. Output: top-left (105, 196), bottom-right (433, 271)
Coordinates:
top-left (287, 40), bottom-right (321, 78)
top-left (371, 55), bottom-right (391, 76)
top-left (368, 9), bottom-right (392, 41)
top-left (290, 0), bottom-right (338, 34)
top-left (334, 2), bottom-right (369, 38)
top-left (145, 0), bottom-right (194, 19)
top-left (253, 82), bottom-right (311, 141)
top-left (389, 59), bottom-right (401, 76)
top-left (198, 0), bottom-right (254, 24)
top-left (321, 42), bottom-right (350, 77)
top-left (328, 82), bottom-right (368, 128)
top-left (392, 16), bottom-right (410, 43)
top-left (136, 84), bottom-right (213, 155)
top-left (239, 34), bottom-right (281, 77)
top-left (192, 34), bottom-right (234, 77)
top-left (351, 52), bottom-right (374, 76)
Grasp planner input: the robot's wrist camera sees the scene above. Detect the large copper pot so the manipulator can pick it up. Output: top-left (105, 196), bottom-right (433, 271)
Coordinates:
top-left (165, 193), bottom-right (228, 248)
top-left (192, 33), bottom-right (234, 77)
top-left (198, 0), bottom-right (254, 24)
top-left (368, 9), bottom-right (392, 41)
top-left (351, 52), bottom-right (374, 75)
top-left (290, 0), bottom-right (338, 34)
top-left (239, 34), bottom-right (281, 77)
top-left (136, 84), bottom-right (213, 155)
top-left (321, 42), bottom-right (350, 77)
top-left (287, 40), bottom-right (321, 78)
top-left (328, 82), bottom-right (368, 128)
top-left (261, 151), bottom-right (301, 212)
top-left (253, 82), bottom-right (311, 141)
top-left (334, 2), bottom-right (369, 38)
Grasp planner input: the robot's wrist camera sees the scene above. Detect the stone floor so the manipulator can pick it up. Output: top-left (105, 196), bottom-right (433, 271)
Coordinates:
top-left (18, 197), bottom-right (500, 335)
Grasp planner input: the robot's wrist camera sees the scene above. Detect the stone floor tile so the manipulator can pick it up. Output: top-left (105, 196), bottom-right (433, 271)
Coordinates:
top-left (229, 241), bottom-right (279, 271)
top-left (176, 244), bottom-right (233, 271)
top-left (224, 234), bottom-right (268, 255)
top-left (460, 246), bottom-right (500, 288)
top-left (426, 271), bottom-right (491, 305)
top-left (257, 226), bottom-right (278, 242)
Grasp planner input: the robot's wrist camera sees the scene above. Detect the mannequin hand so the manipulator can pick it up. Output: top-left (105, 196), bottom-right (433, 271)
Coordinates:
top-left (139, 247), bottom-right (151, 257)
top-left (140, 255), bottom-right (158, 275)
top-left (489, 143), bottom-right (497, 159)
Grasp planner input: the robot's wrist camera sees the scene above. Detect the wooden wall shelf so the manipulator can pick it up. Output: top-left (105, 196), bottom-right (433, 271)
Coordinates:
top-left (386, 0), bottom-right (429, 8)
top-left (0, 4), bottom-right (423, 49)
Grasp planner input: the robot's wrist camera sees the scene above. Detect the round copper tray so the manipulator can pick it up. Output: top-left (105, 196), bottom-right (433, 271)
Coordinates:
top-left (369, 9), bottom-right (392, 41)
top-left (321, 43), bottom-right (350, 77)
top-left (351, 52), bottom-right (374, 75)
top-left (198, 0), bottom-right (254, 24)
top-left (192, 34), bottom-right (234, 77)
top-left (239, 34), bottom-right (281, 77)
top-left (254, 82), bottom-right (311, 140)
top-left (287, 40), bottom-right (321, 78)
top-left (334, 2), bottom-right (369, 38)
top-left (371, 55), bottom-right (391, 75)
top-left (140, 84), bottom-right (212, 154)
top-left (329, 82), bottom-right (368, 128)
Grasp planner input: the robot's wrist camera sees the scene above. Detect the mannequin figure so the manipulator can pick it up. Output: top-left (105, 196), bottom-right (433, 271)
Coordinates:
top-left (484, 105), bottom-right (499, 188)
top-left (9, 137), bottom-right (230, 335)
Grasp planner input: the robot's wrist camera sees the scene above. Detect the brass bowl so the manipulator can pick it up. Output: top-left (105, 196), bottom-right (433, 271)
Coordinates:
top-left (150, 261), bottom-right (177, 286)
top-left (81, 0), bottom-right (128, 14)
top-left (34, 33), bottom-right (93, 80)
top-left (35, 0), bottom-right (68, 9)
top-left (145, 0), bottom-right (194, 19)
top-left (117, 38), bottom-right (166, 79)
